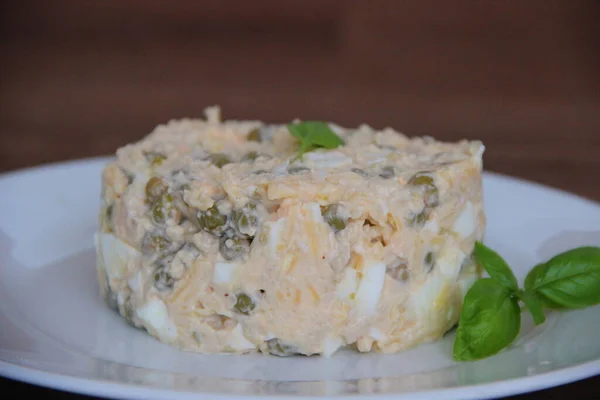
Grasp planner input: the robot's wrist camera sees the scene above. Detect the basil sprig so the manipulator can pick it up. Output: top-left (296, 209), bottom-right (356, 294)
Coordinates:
top-left (287, 121), bottom-right (344, 159)
top-left (453, 241), bottom-right (600, 361)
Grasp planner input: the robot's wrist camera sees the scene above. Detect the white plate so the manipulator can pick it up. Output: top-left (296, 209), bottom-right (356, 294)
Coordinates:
top-left (1, 157), bottom-right (599, 400)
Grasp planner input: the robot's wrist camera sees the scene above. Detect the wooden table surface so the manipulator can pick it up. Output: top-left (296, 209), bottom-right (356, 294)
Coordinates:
top-left (1, 1), bottom-right (599, 398)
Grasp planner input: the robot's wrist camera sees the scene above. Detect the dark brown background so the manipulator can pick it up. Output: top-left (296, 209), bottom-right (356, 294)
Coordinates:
top-left (1, 0), bottom-right (599, 399)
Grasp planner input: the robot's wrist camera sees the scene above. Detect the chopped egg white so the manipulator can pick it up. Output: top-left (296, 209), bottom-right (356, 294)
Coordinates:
top-left (322, 335), bottom-right (345, 358)
top-left (128, 270), bottom-right (142, 292)
top-left (302, 202), bottom-right (324, 222)
top-left (423, 218), bottom-right (440, 234)
top-left (136, 298), bottom-right (178, 342)
top-left (95, 233), bottom-right (139, 281)
top-left (355, 261), bottom-right (386, 315)
top-left (337, 267), bottom-right (359, 300)
top-left (473, 144), bottom-right (486, 168)
top-left (213, 262), bottom-right (237, 284)
top-left (328, 122), bottom-right (346, 136)
top-left (132, 172), bottom-right (149, 188)
top-left (359, 146), bottom-right (391, 165)
top-left (452, 201), bottom-right (475, 238)
top-left (459, 270), bottom-right (479, 298)
top-left (271, 164), bottom-right (289, 177)
top-left (117, 291), bottom-right (127, 307)
top-left (268, 218), bottom-right (287, 257)
top-left (437, 246), bottom-right (466, 279)
top-left (369, 327), bottom-right (386, 341)
top-left (377, 199), bottom-right (389, 217)
top-left (304, 151), bottom-right (352, 169)
top-left (446, 307), bottom-right (455, 321)
top-left (229, 324), bottom-right (255, 351)
top-left (411, 273), bottom-right (447, 317)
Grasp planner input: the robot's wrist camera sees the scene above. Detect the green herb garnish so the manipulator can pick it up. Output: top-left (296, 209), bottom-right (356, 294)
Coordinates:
top-left (524, 246), bottom-right (600, 308)
top-left (471, 241), bottom-right (518, 292)
top-left (453, 241), bottom-right (600, 361)
top-left (286, 121), bottom-right (344, 160)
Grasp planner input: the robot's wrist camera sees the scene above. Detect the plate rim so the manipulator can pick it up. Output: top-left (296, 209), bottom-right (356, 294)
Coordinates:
top-left (2, 358), bottom-right (599, 400)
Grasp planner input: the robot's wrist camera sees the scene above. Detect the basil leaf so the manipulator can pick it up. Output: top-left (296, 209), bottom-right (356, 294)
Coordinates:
top-left (453, 278), bottom-right (521, 361)
top-left (287, 121), bottom-right (344, 159)
top-left (518, 290), bottom-right (546, 325)
top-left (474, 241), bottom-right (519, 292)
top-left (524, 263), bottom-right (567, 309)
top-left (524, 246), bottom-right (600, 309)
top-left (524, 262), bottom-right (544, 292)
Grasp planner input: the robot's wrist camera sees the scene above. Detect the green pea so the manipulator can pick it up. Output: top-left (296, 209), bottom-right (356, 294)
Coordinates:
top-left (409, 172), bottom-right (440, 207)
top-left (379, 166), bottom-right (395, 179)
top-left (142, 233), bottom-right (171, 255)
top-left (145, 177), bottom-right (168, 203)
top-left (424, 252), bottom-right (435, 272)
top-left (459, 252), bottom-right (477, 275)
top-left (153, 266), bottom-right (175, 291)
top-left (152, 199), bottom-right (165, 224)
top-left (234, 211), bottom-right (256, 230)
top-left (378, 144), bottom-right (398, 151)
top-left (408, 209), bottom-right (429, 228)
top-left (322, 204), bottom-right (348, 232)
top-left (242, 151), bottom-right (259, 162)
top-left (408, 173), bottom-right (434, 186)
top-left (208, 153), bottom-right (231, 168)
top-left (247, 128), bottom-right (262, 142)
top-left (104, 282), bottom-right (118, 310)
top-left (219, 234), bottom-right (250, 261)
top-left (387, 258), bottom-right (409, 282)
top-left (288, 166), bottom-right (310, 175)
top-left (351, 168), bottom-right (369, 178)
top-left (327, 216), bottom-right (347, 232)
top-left (122, 169), bottom-right (135, 184)
top-left (123, 300), bottom-right (134, 321)
top-left (233, 293), bottom-right (255, 315)
top-left (103, 204), bottom-right (114, 233)
top-left (196, 204), bottom-right (228, 234)
top-left (232, 202), bottom-right (261, 237)
top-left (106, 204), bottom-right (113, 221)
top-left (122, 296), bottom-right (144, 329)
top-left (152, 194), bottom-right (181, 225)
top-left (424, 186), bottom-right (439, 207)
top-left (145, 151), bottom-right (166, 166)
top-left (266, 338), bottom-right (299, 357)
